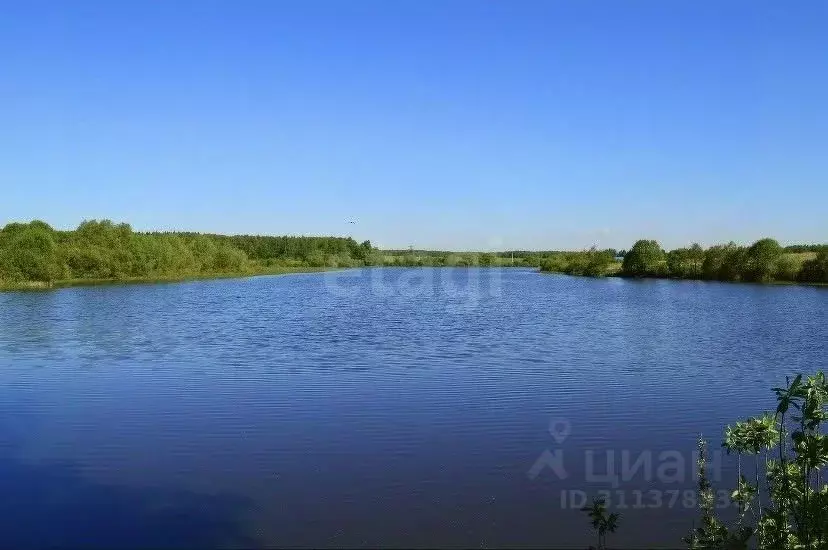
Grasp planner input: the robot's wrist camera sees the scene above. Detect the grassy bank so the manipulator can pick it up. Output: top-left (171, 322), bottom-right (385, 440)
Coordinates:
top-left (0, 265), bottom-right (336, 292)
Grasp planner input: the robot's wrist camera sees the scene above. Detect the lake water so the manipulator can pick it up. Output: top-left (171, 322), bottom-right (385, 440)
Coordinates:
top-left (1, 268), bottom-right (826, 548)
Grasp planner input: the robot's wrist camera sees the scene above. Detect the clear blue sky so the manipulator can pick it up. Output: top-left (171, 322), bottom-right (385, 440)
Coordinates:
top-left (2, 0), bottom-right (826, 251)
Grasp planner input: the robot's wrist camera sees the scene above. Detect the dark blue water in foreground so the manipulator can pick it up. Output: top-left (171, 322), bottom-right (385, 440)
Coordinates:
top-left (1, 268), bottom-right (826, 548)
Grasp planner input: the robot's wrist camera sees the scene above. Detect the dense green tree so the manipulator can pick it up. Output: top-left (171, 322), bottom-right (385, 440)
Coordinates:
top-left (743, 238), bottom-right (783, 282)
top-left (63, 245), bottom-right (111, 279)
top-left (701, 245), bottom-right (727, 280)
top-left (719, 244), bottom-right (748, 282)
top-left (799, 247), bottom-right (828, 283)
top-left (353, 240), bottom-right (374, 265)
top-left (687, 243), bottom-right (705, 276)
top-left (667, 243), bottom-right (705, 279)
top-left (621, 239), bottom-right (666, 277)
top-left (773, 254), bottom-right (800, 282)
top-left (211, 244), bottom-right (247, 272)
top-left (538, 255), bottom-right (569, 273)
top-left (478, 253), bottom-right (495, 266)
top-left (0, 222), bottom-right (64, 282)
top-left (0, 219), bottom-right (381, 286)
top-left (538, 249), bottom-right (617, 277)
top-left (582, 248), bottom-right (615, 277)
top-left (702, 242), bottom-right (746, 281)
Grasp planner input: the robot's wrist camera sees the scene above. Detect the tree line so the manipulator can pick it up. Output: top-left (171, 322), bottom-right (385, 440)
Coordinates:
top-left (621, 238), bottom-right (827, 283)
top-left (540, 238), bottom-right (827, 284)
top-left (538, 248), bottom-right (620, 277)
top-left (541, 238), bottom-right (828, 283)
top-left (377, 250), bottom-right (551, 268)
top-left (3, 220), bottom-right (825, 286)
top-left (0, 218), bottom-right (596, 286)
top-left (0, 219), bottom-right (375, 284)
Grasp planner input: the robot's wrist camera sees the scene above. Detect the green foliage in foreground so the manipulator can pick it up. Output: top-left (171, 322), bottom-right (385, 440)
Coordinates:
top-left (687, 372), bottom-right (828, 549)
top-left (0, 219), bottom-right (374, 285)
top-left (581, 497), bottom-right (619, 550)
top-left (584, 372), bottom-right (828, 549)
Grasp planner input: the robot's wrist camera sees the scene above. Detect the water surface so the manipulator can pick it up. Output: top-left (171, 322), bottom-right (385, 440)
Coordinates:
top-left (1, 268), bottom-right (825, 548)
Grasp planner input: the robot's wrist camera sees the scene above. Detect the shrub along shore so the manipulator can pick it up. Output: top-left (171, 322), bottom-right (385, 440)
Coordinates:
top-left (1, 220), bottom-right (825, 289)
top-left (0, 219), bottom-right (370, 290)
top-left (539, 239), bottom-right (828, 284)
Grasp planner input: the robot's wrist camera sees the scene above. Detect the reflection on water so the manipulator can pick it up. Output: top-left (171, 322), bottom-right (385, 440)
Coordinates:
top-left (0, 269), bottom-right (826, 547)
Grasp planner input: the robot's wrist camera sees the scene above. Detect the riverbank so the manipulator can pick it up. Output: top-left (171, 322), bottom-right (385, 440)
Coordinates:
top-left (0, 266), bottom-right (336, 292)
top-left (539, 264), bottom-right (828, 288)
top-left (0, 219), bottom-right (368, 291)
top-left (539, 239), bottom-right (827, 285)
top-left (3, 219), bottom-right (826, 289)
